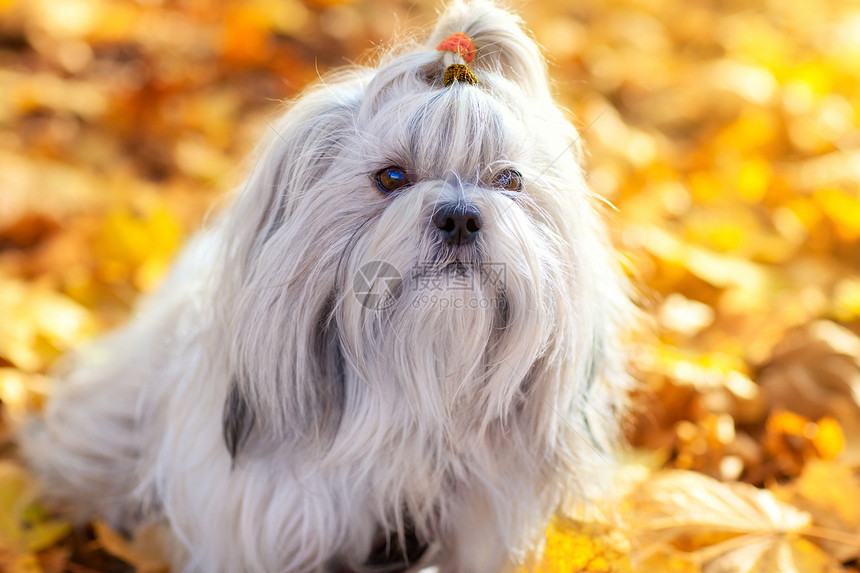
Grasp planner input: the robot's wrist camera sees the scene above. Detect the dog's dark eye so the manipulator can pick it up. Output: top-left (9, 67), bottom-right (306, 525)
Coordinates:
top-left (493, 169), bottom-right (523, 191)
top-left (374, 166), bottom-right (410, 194)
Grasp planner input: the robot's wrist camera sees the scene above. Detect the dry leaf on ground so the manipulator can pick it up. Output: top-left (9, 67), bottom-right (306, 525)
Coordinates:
top-left (0, 461), bottom-right (71, 573)
top-left (527, 516), bottom-right (631, 573)
top-left (773, 460), bottom-right (860, 562)
top-left (628, 469), bottom-right (844, 573)
top-left (93, 521), bottom-right (169, 573)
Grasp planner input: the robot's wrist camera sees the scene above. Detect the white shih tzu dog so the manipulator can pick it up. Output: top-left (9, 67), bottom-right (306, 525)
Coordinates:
top-left (21, 1), bottom-right (631, 571)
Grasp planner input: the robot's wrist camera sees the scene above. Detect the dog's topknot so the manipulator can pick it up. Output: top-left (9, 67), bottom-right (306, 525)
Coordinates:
top-left (436, 33), bottom-right (479, 86)
top-left (361, 1), bottom-right (550, 103)
top-left (426, 0), bottom-right (550, 97)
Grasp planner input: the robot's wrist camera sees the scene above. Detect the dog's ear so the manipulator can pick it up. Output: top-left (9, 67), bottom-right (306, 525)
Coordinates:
top-left (428, 1), bottom-right (550, 97)
top-left (214, 82), bottom-right (361, 458)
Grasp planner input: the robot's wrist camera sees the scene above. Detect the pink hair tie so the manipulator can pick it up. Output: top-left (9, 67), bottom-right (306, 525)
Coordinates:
top-left (436, 32), bottom-right (476, 63)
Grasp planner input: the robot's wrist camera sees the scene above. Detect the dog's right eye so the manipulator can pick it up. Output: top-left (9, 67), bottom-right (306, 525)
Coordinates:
top-left (374, 166), bottom-right (410, 194)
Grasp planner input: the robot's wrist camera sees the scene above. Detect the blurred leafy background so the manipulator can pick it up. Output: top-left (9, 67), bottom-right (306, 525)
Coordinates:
top-left (1, 0), bottom-right (860, 571)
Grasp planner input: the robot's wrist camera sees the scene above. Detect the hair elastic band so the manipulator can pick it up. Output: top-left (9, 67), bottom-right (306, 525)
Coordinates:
top-left (443, 64), bottom-right (477, 86)
top-left (436, 32), bottom-right (478, 86)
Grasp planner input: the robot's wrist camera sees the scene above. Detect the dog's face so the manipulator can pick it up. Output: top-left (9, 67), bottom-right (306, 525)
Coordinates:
top-left (219, 2), bottom-right (628, 478)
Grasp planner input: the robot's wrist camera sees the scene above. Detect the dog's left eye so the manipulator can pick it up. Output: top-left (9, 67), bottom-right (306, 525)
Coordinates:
top-left (374, 166), bottom-right (410, 194)
top-left (493, 169), bottom-right (523, 192)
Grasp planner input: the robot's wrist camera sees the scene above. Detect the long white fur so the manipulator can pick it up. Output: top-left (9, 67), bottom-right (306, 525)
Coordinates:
top-left (20, 1), bottom-right (632, 572)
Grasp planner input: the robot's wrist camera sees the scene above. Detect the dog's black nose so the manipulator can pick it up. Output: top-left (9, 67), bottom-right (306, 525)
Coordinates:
top-left (432, 202), bottom-right (482, 245)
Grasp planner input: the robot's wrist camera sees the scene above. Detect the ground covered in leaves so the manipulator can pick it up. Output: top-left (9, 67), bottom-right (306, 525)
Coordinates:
top-left (1, 0), bottom-right (860, 571)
